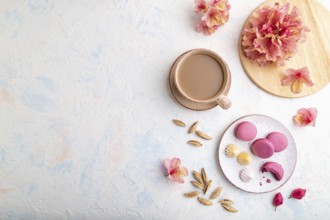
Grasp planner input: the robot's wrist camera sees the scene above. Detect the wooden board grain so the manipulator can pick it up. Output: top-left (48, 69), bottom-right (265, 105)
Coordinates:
top-left (239, 0), bottom-right (330, 98)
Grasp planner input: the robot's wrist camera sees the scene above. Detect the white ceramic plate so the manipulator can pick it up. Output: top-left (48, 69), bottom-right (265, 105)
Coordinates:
top-left (218, 115), bottom-right (297, 193)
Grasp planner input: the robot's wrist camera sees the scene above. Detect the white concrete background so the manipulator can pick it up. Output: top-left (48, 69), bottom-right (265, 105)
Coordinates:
top-left (0, 0), bottom-right (329, 219)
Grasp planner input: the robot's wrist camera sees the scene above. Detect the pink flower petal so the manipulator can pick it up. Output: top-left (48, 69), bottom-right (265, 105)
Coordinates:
top-left (291, 80), bottom-right (303, 94)
top-left (169, 167), bottom-right (188, 183)
top-left (211, 0), bottom-right (230, 11)
top-left (195, 0), bottom-right (208, 13)
top-left (293, 107), bottom-right (318, 127)
top-left (202, 6), bottom-right (222, 27)
top-left (169, 157), bottom-right (181, 170)
top-left (163, 158), bottom-right (171, 171)
top-left (196, 21), bottom-right (217, 35)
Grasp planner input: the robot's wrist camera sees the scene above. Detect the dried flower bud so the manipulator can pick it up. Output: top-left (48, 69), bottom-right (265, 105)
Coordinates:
top-left (273, 192), bottom-right (284, 211)
top-left (289, 188), bottom-right (306, 200)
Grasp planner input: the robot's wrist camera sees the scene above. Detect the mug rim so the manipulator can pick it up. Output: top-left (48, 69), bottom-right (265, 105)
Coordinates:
top-left (173, 48), bottom-right (231, 104)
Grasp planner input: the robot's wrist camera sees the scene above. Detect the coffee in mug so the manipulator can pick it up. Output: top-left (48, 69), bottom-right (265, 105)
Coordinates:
top-left (170, 49), bottom-right (231, 110)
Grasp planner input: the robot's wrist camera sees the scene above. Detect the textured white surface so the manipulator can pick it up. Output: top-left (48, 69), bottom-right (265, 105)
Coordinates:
top-left (0, 0), bottom-right (329, 219)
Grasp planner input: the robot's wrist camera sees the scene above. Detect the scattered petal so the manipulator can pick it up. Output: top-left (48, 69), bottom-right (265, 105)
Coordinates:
top-left (242, 3), bottom-right (309, 65)
top-left (281, 67), bottom-right (314, 93)
top-left (289, 188), bottom-right (306, 199)
top-left (293, 107), bottom-right (318, 127)
top-left (163, 157), bottom-right (188, 183)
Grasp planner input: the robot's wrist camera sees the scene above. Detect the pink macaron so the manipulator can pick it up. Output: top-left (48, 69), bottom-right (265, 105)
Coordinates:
top-left (261, 162), bottom-right (284, 181)
top-left (235, 121), bottom-right (257, 141)
top-left (266, 132), bottom-right (288, 152)
top-left (251, 138), bottom-right (274, 159)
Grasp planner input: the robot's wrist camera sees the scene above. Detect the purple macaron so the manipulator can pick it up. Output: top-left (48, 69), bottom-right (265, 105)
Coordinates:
top-left (261, 162), bottom-right (284, 181)
top-left (266, 132), bottom-right (288, 152)
top-left (235, 121), bottom-right (257, 141)
top-left (251, 138), bottom-right (275, 159)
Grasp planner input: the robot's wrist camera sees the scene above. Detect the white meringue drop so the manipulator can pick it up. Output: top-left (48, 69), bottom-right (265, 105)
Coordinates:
top-left (239, 168), bottom-right (253, 183)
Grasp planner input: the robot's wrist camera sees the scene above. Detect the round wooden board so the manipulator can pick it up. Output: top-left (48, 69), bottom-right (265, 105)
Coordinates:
top-left (239, 0), bottom-right (330, 98)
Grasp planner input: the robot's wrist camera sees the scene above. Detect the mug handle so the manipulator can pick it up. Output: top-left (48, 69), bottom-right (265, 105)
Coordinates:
top-left (216, 95), bottom-right (231, 109)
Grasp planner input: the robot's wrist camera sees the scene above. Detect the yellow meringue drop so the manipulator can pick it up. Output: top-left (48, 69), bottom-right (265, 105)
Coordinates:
top-left (225, 144), bottom-right (239, 158)
top-left (237, 152), bottom-right (251, 166)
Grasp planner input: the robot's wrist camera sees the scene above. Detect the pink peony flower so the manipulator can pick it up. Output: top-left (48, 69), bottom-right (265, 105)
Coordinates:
top-left (289, 188), bottom-right (306, 199)
top-left (195, 0), bottom-right (230, 35)
top-left (163, 157), bottom-right (188, 183)
top-left (273, 192), bottom-right (284, 211)
top-left (281, 67), bottom-right (314, 93)
top-left (242, 3), bottom-right (309, 66)
top-left (293, 107), bottom-right (317, 127)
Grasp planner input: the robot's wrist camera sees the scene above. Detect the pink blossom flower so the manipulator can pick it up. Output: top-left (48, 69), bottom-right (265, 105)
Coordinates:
top-left (273, 192), bottom-right (284, 211)
top-left (196, 21), bottom-right (218, 35)
top-left (281, 67), bottom-right (313, 94)
top-left (289, 188), bottom-right (306, 199)
top-left (293, 107), bottom-right (318, 127)
top-left (163, 157), bottom-right (188, 183)
top-left (242, 3), bottom-right (309, 66)
top-left (195, 0), bottom-right (208, 13)
top-left (194, 0), bottom-right (230, 35)
top-left (202, 6), bottom-right (223, 27)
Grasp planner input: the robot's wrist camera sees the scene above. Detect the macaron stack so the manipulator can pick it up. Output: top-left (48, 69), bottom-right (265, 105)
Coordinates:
top-left (251, 132), bottom-right (288, 158)
top-left (266, 132), bottom-right (288, 153)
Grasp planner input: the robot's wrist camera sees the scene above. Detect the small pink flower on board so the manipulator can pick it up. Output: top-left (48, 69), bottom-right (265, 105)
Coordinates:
top-left (163, 157), bottom-right (188, 184)
top-left (281, 67), bottom-right (314, 94)
top-left (194, 0), bottom-right (230, 35)
top-left (273, 192), bottom-right (284, 211)
top-left (293, 107), bottom-right (318, 127)
top-left (289, 188), bottom-right (307, 200)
